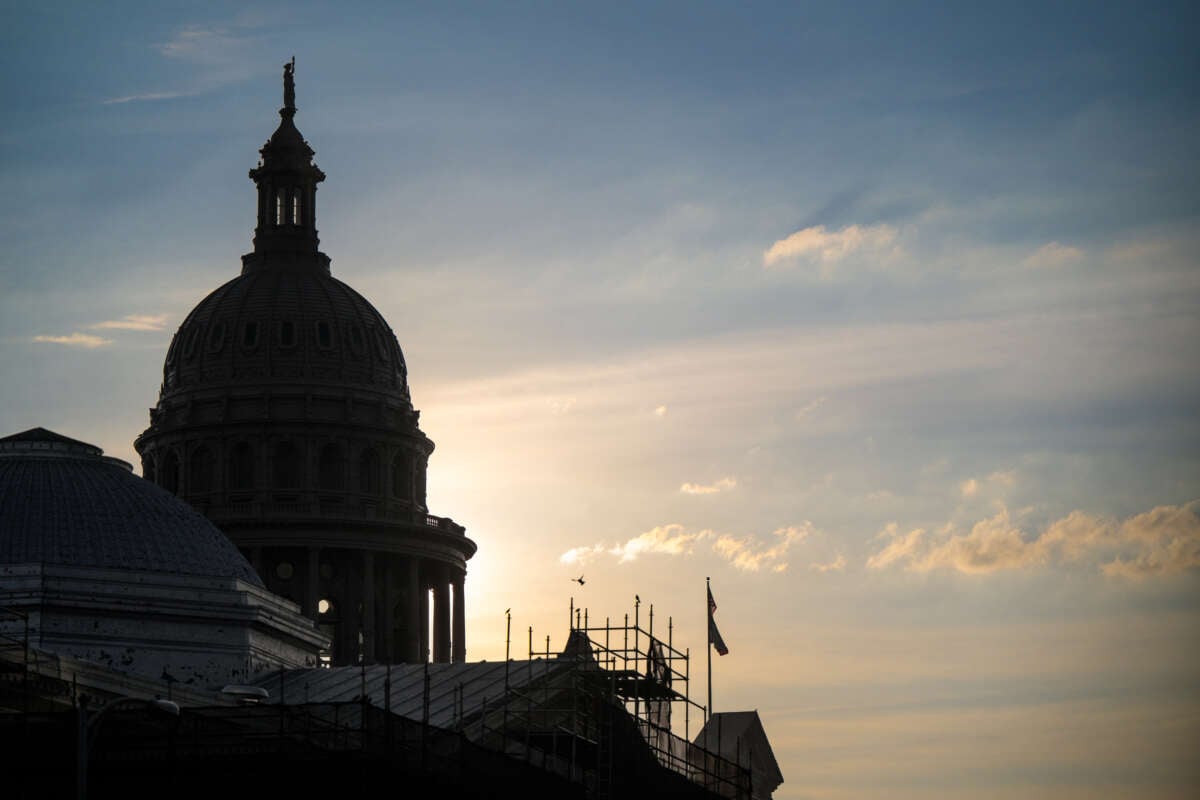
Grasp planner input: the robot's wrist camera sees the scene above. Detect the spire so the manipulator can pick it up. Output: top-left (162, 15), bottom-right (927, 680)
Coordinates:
top-left (243, 58), bottom-right (330, 275)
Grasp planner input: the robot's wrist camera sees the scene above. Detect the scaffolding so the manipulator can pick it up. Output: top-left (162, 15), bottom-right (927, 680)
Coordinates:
top-left (474, 598), bottom-right (753, 799)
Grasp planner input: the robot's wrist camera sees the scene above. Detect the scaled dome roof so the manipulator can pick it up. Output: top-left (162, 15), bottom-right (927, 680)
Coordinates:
top-left (0, 428), bottom-right (263, 586)
top-left (161, 267), bottom-right (411, 401)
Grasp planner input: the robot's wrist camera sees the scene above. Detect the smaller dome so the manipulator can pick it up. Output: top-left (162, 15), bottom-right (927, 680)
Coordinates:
top-left (0, 428), bottom-right (262, 586)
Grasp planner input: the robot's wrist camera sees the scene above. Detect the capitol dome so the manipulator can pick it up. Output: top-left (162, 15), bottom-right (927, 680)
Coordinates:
top-left (134, 61), bottom-right (474, 668)
top-left (0, 427), bottom-right (260, 585)
top-left (162, 266), bottom-right (411, 400)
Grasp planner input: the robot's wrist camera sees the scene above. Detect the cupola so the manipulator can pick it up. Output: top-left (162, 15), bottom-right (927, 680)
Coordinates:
top-left (245, 58), bottom-right (329, 274)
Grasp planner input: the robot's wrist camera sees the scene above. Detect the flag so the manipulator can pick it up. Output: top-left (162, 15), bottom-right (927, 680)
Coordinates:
top-left (707, 585), bottom-right (729, 656)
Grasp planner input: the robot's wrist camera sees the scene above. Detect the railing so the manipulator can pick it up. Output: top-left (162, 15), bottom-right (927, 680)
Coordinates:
top-left (202, 500), bottom-right (466, 535)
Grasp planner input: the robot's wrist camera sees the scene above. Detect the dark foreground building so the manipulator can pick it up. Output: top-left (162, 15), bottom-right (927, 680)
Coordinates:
top-left (0, 64), bottom-right (782, 799)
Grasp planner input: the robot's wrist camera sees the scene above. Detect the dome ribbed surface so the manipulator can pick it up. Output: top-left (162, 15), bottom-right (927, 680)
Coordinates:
top-left (162, 268), bottom-right (410, 400)
top-left (0, 429), bottom-right (262, 586)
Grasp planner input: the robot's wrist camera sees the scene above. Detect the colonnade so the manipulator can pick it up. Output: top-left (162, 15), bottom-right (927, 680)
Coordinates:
top-left (248, 546), bottom-right (465, 665)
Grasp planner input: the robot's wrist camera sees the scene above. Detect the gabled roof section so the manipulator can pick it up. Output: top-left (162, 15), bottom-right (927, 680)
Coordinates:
top-left (693, 710), bottom-right (784, 793)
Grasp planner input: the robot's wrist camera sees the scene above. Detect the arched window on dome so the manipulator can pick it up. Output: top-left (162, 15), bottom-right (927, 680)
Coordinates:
top-left (206, 321), bottom-right (226, 353)
top-left (229, 442), bottom-right (255, 490)
top-left (275, 189), bottom-right (285, 226)
top-left (316, 320), bottom-right (333, 350)
top-left (318, 443), bottom-right (344, 491)
top-left (349, 325), bottom-right (365, 357)
top-left (415, 463), bottom-right (427, 507)
top-left (161, 451), bottom-right (180, 494)
top-left (241, 321), bottom-right (259, 350)
top-left (189, 446), bottom-right (214, 493)
top-left (358, 448), bottom-right (380, 495)
top-left (292, 190), bottom-right (301, 226)
top-left (391, 452), bottom-right (413, 502)
top-left (274, 441), bottom-right (302, 489)
top-left (182, 325), bottom-right (202, 361)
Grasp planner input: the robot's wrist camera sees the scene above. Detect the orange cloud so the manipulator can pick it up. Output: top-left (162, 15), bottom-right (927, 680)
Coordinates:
top-left (867, 502), bottom-right (1200, 578)
top-left (680, 477), bottom-right (737, 495)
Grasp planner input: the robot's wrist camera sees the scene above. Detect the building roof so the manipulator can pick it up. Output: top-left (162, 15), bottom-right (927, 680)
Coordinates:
top-left (0, 428), bottom-right (262, 586)
top-left (252, 657), bottom-right (580, 728)
top-left (693, 710), bottom-right (784, 792)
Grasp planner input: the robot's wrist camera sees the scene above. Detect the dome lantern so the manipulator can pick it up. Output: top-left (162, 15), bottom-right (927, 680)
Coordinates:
top-left (245, 58), bottom-right (329, 275)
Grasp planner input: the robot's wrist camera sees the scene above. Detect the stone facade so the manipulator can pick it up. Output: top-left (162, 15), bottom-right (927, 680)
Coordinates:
top-left (0, 563), bottom-right (324, 687)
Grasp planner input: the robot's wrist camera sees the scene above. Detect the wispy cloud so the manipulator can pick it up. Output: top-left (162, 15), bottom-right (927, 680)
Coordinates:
top-left (763, 223), bottom-right (899, 275)
top-left (560, 544), bottom-right (608, 566)
top-left (608, 524), bottom-right (713, 563)
top-left (1023, 241), bottom-right (1084, 269)
top-left (154, 25), bottom-right (250, 65)
top-left (866, 502), bottom-right (1200, 578)
top-left (32, 333), bottom-right (112, 349)
top-left (548, 397), bottom-right (576, 415)
top-left (810, 554), bottom-right (847, 572)
top-left (102, 90), bottom-right (202, 106)
top-left (960, 478), bottom-right (980, 498)
top-left (680, 476), bottom-right (737, 495)
top-left (103, 23), bottom-right (260, 105)
top-left (560, 521), bottom-right (814, 572)
top-left (90, 314), bottom-right (169, 331)
top-left (795, 396), bottom-right (826, 420)
top-left (713, 523), bottom-right (814, 572)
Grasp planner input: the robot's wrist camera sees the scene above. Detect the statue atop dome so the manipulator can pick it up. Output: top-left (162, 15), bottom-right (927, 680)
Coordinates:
top-left (283, 57), bottom-right (295, 111)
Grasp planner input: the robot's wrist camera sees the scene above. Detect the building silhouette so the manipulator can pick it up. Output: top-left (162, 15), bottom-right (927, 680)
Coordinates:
top-left (134, 61), bottom-right (474, 667)
top-left (0, 63), bottom-right (781, 799)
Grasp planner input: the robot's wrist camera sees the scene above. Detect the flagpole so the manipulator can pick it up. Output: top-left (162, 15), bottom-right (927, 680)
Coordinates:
top-left (706, 575), bottom-right (712, 723)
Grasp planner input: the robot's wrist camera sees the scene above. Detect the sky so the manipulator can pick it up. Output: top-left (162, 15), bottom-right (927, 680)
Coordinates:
top-left (2, 1), bottom-right (1198, 797)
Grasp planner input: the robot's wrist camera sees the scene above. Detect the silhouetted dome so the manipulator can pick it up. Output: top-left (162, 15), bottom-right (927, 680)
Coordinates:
top-left (0, 428), bottom-right (262, 586)
top-left (160, 268), bottom-right (410, 402)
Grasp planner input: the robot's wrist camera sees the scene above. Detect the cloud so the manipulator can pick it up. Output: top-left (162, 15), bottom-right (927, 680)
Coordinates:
top-left (680, 476), bottom-right (737, 495)
top-left (90, 314), bottom-right (169, 331)
top-left (32, 333), bottom-right (112, 349)
top-left (866, 502), bottom-right (1200, 578)
top-left (762, 223), bottom-right (899, 273)
top-left (154, 25), bottom-right (250, 65)
top-left (608, 524), bottom-right (712, 563)
top-left (989, 470), bottom-right (1017, 487)
top-left (548, 397), bottom-right (576, 415)
top-left (810, 554), bottom-right (847, 573)
top-left (103, 23), bottom-right (259, 105)
top-left (1023, 241), bottom-right (1084, 269)
top-left (795, 396), bottom-right (826, 420)
top-left (866, 523), bottom-right (927, 570)
top-left (960, 470), bottom-right (1017, 499)
top-left (560, 544), bottom-right (607, 566)
top-left (713, 523), bottom-right (814, 572)
top-left (560, 521), bottom-right (817, 572)
top-left (102, 91), bottom-right (201, 105)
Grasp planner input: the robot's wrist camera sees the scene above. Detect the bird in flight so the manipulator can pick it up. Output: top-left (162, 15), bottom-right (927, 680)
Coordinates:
top-left (571, 575), bottom-right (585, 585)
